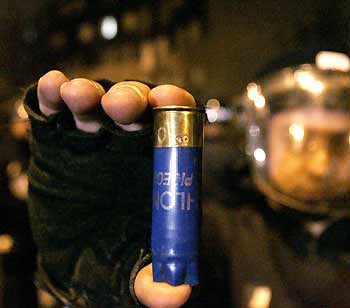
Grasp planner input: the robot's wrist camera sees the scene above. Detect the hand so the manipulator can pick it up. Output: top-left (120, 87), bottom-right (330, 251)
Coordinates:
top-left (37, 70), bottom-right (195, 308)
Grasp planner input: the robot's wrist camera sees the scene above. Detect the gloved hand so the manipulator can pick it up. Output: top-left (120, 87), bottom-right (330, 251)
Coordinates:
top-left (24, 70), bottom-right (195, 308)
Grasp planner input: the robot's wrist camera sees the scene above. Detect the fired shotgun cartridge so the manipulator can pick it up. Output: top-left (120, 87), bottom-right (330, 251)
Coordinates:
top-left (152, 105), bottom-right (204, 286)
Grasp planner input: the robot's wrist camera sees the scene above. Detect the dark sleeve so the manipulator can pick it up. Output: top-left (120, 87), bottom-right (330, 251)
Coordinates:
top-left (24, 81), bottom-right (153, 307)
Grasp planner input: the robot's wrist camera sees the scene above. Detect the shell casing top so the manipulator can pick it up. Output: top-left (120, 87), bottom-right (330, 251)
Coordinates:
top-left (153, 106), bottom-right (205, 148)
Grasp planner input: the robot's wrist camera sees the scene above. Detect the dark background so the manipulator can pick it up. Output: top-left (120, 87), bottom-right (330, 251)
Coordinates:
top-left (0, 1), bottom-right (349, 307)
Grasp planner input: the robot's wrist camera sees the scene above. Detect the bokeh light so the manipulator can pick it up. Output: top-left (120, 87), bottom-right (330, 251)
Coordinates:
top-left (294, 71), bottom-right (324, 94)
top-left (0, 234), bottom-right (14, 255)
top-left (100, 16), bottom-right (118, 40)
top-left (289, 123), bottom-right (305, 142)
top-left (253, 148), bottom-right (266, 163)
top-left (316, 51), bottom-right (350, 72)
top-left (9, 173), bottom-right (28, 201)
top-left (6, 161), bottom-right (22, 179)
top-left (37, 289), bottom-right (57, 308)
top-left (248, 286), bottom-right (272, 308)
top-left (206, 98), bottom-right (220, 123)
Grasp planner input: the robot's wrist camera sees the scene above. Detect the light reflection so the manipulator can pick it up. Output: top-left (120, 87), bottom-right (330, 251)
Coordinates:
top-left (10, 120), bottom-right (29, 139)
top-left (168, 263), bottom-right (176, 272)
top-left (217, 107), bottom-right (234, 122)
top-left (289, 123), bottom-right (304, 142)
top-left (9, 173), bottom-right (28, 201)
top-left (294, 71), bottom-right (324, 94)
top-left (100, 16), bottom-right (118, 40)
top-left (304, 221), bottom-right (329, 237)
top-left (247, 83), bottom-right (261, 101)
top-left (253, 148), bottom-right (266, 163)
top-left (316, 51), bottom-right (350, 72)
top-left (17, 103), bottom-right (28, 119)
top-left (37, 289), bottom-right (57, 308)
top-left (254, 95), bottom-right (266, 109)
top-left (207, 99), bottom-right (220, 109)
top-left (206, 99), bottom-right (220, 123)
top-left (0, 234), bottom-right (14, 255)
top-left (246, 83), bottom-right (266, 109)
top-left (248, 286), bottom-right (272, 308)
top-left (249, 125), bottom-right (260, 137)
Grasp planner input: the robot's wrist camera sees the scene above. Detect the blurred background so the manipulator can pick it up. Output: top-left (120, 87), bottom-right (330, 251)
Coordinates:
top-left (1, 0), bottom-right (350, 307)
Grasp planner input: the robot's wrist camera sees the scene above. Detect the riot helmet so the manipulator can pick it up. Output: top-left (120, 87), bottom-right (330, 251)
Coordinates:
top-left (243, 51), bottom-right (350, 217)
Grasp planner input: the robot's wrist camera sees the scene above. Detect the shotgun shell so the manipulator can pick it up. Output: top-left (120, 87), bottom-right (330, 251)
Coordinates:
top-left (152, 105), bottom-right (205, 286)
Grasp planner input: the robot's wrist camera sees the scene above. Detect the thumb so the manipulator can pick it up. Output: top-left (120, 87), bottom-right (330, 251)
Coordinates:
top-left (134, 263), bottom-right (192, 308)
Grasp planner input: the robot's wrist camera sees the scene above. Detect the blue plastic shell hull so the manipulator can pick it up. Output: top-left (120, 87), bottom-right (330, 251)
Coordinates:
top-left (152, 147), bottom-right (201, 286)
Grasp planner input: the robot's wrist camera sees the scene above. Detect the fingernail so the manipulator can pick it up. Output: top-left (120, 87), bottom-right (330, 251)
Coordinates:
top-left (90, 80), bottom-right (105, 95)
top-left (110, 84), bottom-right (145, 102)
top-left (70, 78), bottom-right (85, 85)
top-left (69, 78), bottom-right (105, 95)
